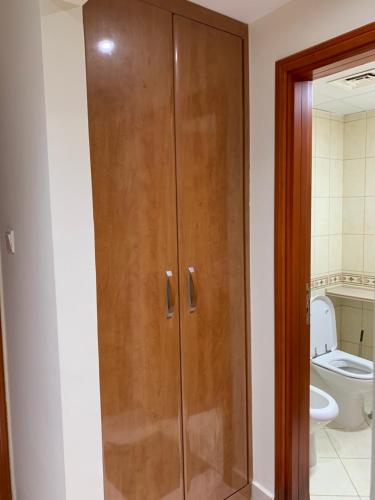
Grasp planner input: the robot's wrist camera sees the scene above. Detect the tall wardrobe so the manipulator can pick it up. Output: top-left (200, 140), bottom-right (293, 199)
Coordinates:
top-left (84, 0), bottom-right (251, 498)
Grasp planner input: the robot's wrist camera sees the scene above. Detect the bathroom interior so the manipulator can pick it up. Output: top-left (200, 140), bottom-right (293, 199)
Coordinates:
top-left (309, 61), bottom-right (375, 498)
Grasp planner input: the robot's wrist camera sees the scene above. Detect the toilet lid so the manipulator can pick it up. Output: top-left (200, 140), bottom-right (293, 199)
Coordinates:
top-left (310, 295), bottom-right (337, 358)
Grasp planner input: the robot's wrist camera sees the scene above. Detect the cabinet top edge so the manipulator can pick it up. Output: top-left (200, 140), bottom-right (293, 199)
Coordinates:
top-left (84, 0), bottom-right (249, 39)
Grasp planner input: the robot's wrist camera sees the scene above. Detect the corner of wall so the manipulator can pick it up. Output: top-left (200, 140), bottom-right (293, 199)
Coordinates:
top-left (39, 2), bottom-right (104, 499)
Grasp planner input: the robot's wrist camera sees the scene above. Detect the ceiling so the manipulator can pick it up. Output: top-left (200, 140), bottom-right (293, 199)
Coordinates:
top-left (48, 0), bottom-right (291, 26)
top-left (313, 61), bottom-right (375, 115)
top-left (191, 0), bottom-right (291, 24)
top-left (41, 0), bottom-right (291, 25)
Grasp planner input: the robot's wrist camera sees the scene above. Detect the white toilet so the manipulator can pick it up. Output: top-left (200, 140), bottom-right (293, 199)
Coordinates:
top-left (310, 295), bottom-right (373, 429)
top-left (310, 385), bottom-right (338, 467)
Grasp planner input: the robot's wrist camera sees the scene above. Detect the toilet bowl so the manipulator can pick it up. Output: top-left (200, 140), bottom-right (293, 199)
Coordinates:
top-left (310, 385), bottom-right (338, 467)
top-left (310, 295), bottom-right (373, 429)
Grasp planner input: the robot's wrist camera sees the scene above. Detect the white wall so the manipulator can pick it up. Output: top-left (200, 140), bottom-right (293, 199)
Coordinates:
top-left (0, 0), bottom-right (66, 498)
top-left (0, 1), bottom-right (104, 499)
top-left (39, 2), bottom-right (104, 499)
top-left (250, 0), bottom-right (375, 495)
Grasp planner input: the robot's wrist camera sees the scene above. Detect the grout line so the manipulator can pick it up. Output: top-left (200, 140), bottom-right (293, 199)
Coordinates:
top-left (328, 118), bottom-right (332, 275)
top-left (362, 116), bottom-right (367, 273)
top-left (324, 427), bottom-right (340, 458)
top-left (318, 429), bottom-right (371, 497)
top-left (339, 457), bottom-right (363, 498)
top-left (325, 426), bottom-right (371, 496)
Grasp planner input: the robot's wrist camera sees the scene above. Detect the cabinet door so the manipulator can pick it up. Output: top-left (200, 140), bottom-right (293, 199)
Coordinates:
top-left (84, 1), bottom-right (183, 498)
top-left (174, 16), bottom-right (248, 500)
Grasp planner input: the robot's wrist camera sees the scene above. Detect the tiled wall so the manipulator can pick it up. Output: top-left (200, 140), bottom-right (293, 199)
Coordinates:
top-left (342, 111), bottom-right (375, 282)
top-left (311, 109), bottom-right (375, 286)
top-left (336, 298), bottom-right (373, 361)
top-left (311, 109), bottom-right (375, 360)
top-left (311, 110), bottom-right (343, 285)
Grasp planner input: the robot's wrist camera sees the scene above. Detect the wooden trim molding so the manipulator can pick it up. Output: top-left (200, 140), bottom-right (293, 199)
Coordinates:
top-left (275, 21), bottom-right (375, 500)
top-left (0, 315), bottom-right (12, 500)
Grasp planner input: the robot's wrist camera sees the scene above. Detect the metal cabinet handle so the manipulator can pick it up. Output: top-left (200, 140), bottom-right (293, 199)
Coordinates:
top-left (166, 271), bottom-right (175, 319)
top-left (188, 267), bottom-right (197, 313)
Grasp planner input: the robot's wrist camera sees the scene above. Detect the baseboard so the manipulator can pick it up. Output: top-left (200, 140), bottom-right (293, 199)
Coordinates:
top-left (251, 481), bottom-right (274, 500)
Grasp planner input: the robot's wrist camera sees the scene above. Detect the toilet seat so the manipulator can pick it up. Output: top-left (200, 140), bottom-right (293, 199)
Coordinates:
top-left (310, 295), bottom-right (337, 358)
top-left (312, 350), bottom-right (373, 380)
top-left (310, 295), bottom-right (374, 381)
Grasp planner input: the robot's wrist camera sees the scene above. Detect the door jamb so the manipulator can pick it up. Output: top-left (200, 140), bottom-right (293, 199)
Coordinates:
top-left (275, 21), bottom-right (375, 499)
top-left (0, 310), bottom-right (12, 500)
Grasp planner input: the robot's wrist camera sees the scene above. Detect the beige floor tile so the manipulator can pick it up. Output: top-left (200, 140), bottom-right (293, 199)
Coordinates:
top-left (326, 426), bottom-right (372, 459)
top-left (309, 458), bottom-right (357, 496)
top-left (316, 429), bottom-right (338, 458)
top-left (342, 458), bottom-right (371, 497)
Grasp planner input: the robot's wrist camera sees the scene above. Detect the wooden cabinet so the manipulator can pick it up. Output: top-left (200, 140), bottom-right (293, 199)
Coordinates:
top-left (84, 1), bottom-right (250, 498)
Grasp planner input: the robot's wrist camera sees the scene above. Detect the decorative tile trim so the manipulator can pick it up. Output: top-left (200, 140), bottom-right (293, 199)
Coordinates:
top-left (311, 275), bottom-right (330, 289)
top-left (311, 272), bottom-right (375, 290)
top-left (341, 273), bottom-right (363, 285)
top-left (363, 275), bottom-right (375, 287)
top-left (311, 273), bottom-right (341, 289)
top-left (329, 273), bottom-right (342, 285)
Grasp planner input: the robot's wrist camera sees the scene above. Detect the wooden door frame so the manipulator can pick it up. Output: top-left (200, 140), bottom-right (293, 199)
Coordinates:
top-left (275, 22), bottom-right (375, 499)
top-left (0, 311), bottom-right (12, 500)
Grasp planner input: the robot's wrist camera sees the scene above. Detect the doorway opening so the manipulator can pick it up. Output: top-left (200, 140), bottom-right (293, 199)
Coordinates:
top-left (309, 62), bottom-right (374, 498)
top-left (275, 22), bottom-right (375, 499)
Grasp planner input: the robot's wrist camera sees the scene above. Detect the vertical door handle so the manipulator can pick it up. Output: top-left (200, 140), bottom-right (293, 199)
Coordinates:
top-left (166, 271), bottom-right (175, 319)
top-left (188, 267), bottom-right (197, 313)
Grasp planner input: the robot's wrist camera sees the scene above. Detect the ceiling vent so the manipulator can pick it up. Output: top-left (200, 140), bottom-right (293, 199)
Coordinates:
top-left (328, 70), bottom-right (375, 90)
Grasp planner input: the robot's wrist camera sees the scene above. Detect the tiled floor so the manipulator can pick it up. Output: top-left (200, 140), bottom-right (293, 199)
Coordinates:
top-left (310, 422), bottom-right (372, 499)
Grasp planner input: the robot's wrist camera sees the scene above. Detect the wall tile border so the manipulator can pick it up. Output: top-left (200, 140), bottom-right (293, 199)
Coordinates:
top-left (311, 272), bottom-right (375, 290)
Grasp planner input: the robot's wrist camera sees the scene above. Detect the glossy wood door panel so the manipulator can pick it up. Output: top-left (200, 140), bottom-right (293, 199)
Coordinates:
top-left (84, 1), bottom-right (183, 498)
top-left (173, 16), bottom-right (248, 500)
